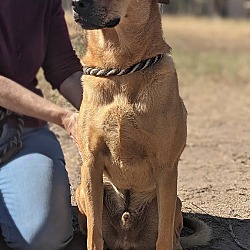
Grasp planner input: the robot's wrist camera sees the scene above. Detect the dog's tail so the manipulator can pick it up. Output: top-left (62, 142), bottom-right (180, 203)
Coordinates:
top-left (180, 216), bottom-right (212, 249)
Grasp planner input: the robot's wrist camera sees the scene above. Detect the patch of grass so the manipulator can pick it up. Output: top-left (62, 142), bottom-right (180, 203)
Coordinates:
top-left (173, 49), bottom-right (250, 85)
top-left (162, 16), bottom-right (250, 85)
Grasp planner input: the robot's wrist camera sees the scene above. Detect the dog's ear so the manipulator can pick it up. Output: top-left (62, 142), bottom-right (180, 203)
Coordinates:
top-left (158, 0), bottom-right (170, 4)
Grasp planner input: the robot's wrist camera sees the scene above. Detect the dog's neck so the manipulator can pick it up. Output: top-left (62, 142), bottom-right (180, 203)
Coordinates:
top-left (83, 1), bottom-right (170, 70)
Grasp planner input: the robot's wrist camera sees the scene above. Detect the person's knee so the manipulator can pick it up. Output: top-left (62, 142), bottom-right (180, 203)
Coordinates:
top-left (1, 155), bottom-right (73, 250)
top-left (29, 234), bottom-right (73, 250)
top-left (6, 227), bottom-right (73, 250)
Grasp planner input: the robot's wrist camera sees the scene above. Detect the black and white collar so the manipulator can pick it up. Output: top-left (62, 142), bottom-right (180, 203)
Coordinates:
top-left (82, 54), bottom-right (164, 77)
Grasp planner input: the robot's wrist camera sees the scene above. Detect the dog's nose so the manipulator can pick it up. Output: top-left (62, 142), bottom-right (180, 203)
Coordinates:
top-left (72, 0), bottom-right (91, 12)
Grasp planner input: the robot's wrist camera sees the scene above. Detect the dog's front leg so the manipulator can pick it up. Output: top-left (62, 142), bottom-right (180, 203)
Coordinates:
top-left (156, 166), bottom-right (178, 250)
top-left (81, 155), bottom-right (104, 250)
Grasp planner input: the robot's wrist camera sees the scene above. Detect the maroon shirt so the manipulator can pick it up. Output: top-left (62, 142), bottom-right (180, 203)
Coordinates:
top-left (0, 0), bottom-right (82, 127)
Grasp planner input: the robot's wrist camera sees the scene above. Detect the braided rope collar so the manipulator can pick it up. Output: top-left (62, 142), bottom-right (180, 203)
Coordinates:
top-left (83, 54), bottom-right (164, 77)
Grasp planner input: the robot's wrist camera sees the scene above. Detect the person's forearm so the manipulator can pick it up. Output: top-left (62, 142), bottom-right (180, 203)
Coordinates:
top-left (0, 75), bottom-right (70, 127)
top-left (59, 71), bottom-right (83, 110)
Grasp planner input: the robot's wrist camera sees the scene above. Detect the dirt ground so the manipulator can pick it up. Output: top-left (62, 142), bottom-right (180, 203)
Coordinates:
top-left (0, 16), bottom-right (249, 250)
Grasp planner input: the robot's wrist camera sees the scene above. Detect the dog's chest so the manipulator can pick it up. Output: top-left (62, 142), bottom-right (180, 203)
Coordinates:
top-left (81, 76), bottom-right (184, 190)
top-left (99, 104), bottom-right (158, 191)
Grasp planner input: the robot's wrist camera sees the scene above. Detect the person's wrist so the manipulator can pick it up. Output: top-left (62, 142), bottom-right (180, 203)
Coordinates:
top-left (59, 109), bottom-right (74, 129)
top-left (60, 110), bottom-right (79, 143)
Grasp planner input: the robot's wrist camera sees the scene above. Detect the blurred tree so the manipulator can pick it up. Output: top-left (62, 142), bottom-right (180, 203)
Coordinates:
top-left (161, 0), bottom-right (230, 16)
top-left (162, 0), bottom-right (209, 15)
top-left (214, 0), bottom-right (228, 17)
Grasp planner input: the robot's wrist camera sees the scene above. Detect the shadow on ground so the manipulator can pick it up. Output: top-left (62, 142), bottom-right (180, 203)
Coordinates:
top-left (182, 213), bottom-right (250, 250)
top-left (0, 208), bottom-right (249, 250)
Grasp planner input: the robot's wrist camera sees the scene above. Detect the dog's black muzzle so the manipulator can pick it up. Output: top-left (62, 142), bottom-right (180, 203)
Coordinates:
top-left (72, 0), bottom-right (120, 30)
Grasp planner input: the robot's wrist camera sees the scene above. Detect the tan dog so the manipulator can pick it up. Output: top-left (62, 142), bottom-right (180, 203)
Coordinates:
top-left (73, 0), bottom-right (211, 249)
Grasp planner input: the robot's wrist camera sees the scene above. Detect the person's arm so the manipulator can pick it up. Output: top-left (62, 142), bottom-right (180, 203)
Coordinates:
top-left (42, 0), bottom-right (83, 102)
top-left (59, 71), bottom-right (83, 110)
top-left (0, 75), bottom-right (80, 141)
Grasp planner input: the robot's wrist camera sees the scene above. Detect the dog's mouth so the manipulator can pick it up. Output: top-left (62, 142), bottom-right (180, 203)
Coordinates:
top-left (104, 18), bottom-right (121, 28)
top-left (74, 13), bottom-right (120, 30)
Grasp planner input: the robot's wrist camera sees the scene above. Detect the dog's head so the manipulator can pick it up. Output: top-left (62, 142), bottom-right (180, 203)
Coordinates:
top-left (72, 0), bottom-right (170, 30)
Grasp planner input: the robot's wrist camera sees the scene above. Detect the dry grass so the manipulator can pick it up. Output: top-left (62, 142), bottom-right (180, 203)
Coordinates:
top-left (162, 16), bottom-right (250, 53)
top-left (161, 16), bottom-right (250, 86)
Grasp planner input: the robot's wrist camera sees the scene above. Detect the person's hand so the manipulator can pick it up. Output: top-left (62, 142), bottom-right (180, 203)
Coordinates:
top-left (61, 111), bottom-right (79, 145)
